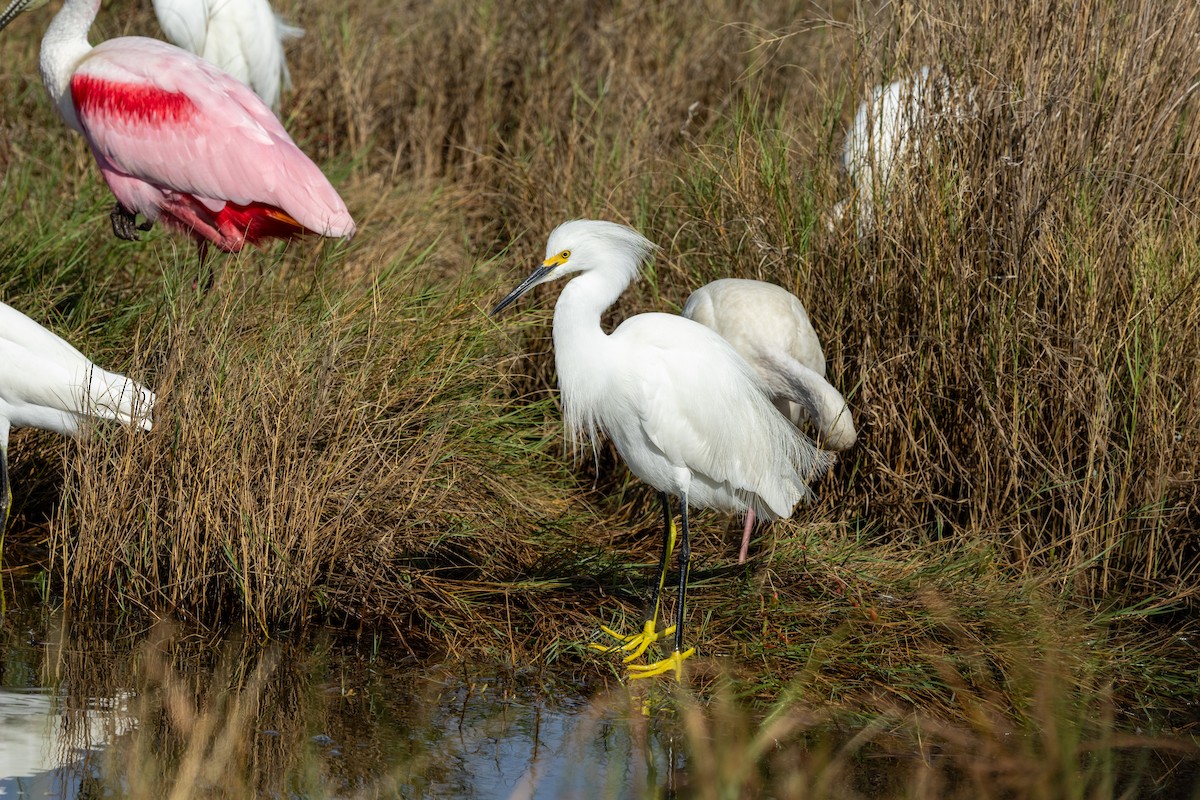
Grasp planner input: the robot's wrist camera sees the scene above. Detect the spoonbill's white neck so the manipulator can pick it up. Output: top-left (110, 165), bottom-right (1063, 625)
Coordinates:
top-left (40, 0), bottom-right (101, 132)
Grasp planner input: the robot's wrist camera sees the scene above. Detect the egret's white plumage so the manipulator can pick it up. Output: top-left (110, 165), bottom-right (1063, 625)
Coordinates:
top-left (836, 66), bottom-right (975, 231)
top-left (492, 220), bottom-right (833, 678)
top-left (683, 278), bottom-right (855, 562)
top-left (152, 0), bottom-right (303, 113)
top-left (0, 301), bottom-right (154, 530)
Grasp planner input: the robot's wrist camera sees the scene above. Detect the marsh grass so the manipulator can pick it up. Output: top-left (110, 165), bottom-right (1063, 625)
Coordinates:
top-left (0, 0), bottom-right (1196, 736)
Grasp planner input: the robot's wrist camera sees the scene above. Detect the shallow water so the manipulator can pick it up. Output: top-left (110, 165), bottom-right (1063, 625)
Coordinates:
top-left (0, 596), bottom-right (687, 799)
top-left (1, 593), bottom-right (1197, 799)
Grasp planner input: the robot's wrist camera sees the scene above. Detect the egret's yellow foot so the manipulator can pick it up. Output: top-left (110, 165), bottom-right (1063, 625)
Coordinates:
top-left (590, 619), bottom-right (677, 663)
top-left (626, 647), bottom-right (695, 680)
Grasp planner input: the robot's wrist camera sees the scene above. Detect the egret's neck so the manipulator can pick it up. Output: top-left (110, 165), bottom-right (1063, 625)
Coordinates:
top-left (552, 266), bottom-right (632, 351)
top-left (552, 264), bottom-right (636, 448)
top-left (39, 0), bottom-right (99, 132)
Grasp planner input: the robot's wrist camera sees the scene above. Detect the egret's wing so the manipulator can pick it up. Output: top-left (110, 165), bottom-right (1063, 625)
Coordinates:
top-left (611, 314), bottom-right (826, 512)
top-left (0, 302), bottom-right (89, 367)
top-left (70, 38), bottom-right (354, 236)
top-left (152, 0), bottom-right (211, 55)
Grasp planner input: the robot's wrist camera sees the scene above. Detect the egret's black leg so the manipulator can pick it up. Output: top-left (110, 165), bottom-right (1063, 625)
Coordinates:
top-left (110, 203), bottom-right (142, 241)
top-left (591, 491), bottom-right (677, 661)
top-left (0, 442), bottom-right (8, 613)
top-left (672, 497), bottom-right (692, 654)
top-left (628, 492), bottom-right (696, 680)
top-left (1, 443), bottom-right (10, 560)
top-left (643, 491), bottom-right (676, 626)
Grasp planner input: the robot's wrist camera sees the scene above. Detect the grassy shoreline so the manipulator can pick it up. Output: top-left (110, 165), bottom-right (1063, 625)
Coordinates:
top-left (0, 0), bottom-right (1196, 756)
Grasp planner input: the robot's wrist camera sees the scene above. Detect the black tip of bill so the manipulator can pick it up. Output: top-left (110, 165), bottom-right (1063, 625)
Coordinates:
top-left (490, 265), bottom-right (554, 317)
top-left (0, 0), bottom-right (31, 33)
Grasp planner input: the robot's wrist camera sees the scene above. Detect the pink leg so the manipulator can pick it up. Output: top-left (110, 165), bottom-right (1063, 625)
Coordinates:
top-left (738, 507), bottom-right (756, 564)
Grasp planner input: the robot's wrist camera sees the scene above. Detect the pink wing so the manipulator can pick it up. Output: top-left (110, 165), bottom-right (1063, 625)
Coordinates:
top-left (70, 36), bottom-right (354, 238)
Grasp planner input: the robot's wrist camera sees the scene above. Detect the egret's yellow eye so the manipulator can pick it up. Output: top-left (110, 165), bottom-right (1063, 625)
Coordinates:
top-left (560, 250), bottom-right (571, 259)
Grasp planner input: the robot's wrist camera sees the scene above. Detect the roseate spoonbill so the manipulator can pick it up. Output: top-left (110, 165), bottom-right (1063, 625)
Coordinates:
top-left (0, 300), bottom-right (155, 536)
top-left (835, 66), bottom-right (975, 232)
top-left (491, 221), bottom-right (833, 679)
top-left (0, 0), bottom-right (354, 261)
top-left (151, 0), bottom-right (303, 114)
top-left (683, 278), bottom-right (855, 562)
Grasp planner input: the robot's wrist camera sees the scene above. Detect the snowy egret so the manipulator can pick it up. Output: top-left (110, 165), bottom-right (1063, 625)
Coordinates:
top-left (152, 0), bottom-right (303, 114)
top-left (683, 278), bottom-right (855, 562)
top-left (0, 0), bottom-right (354, 258)
top-left (835, 66), bottom-right (975, 232)
top-left (492, 220), bottom-right (833, 679)
top-left (0, 300), bottom-right (155, 535)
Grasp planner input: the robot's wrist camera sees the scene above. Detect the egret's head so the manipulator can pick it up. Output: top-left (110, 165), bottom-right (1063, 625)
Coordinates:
top-left (491, 219), bottom-right (657, 315)
top-left (0, 0), bottom-right (48, 33)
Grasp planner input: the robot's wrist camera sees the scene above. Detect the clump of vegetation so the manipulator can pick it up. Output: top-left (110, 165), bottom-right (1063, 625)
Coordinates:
top-left (0, 0), bottom-right (1196, 740)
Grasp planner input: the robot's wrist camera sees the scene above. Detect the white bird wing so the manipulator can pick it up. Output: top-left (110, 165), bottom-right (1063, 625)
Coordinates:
top-left (607, 313), bottom-right (825, 515)
top-left (0, 303), bottom-right (155, 434)
top-left (0, 302), bottom-right (90, 368)
top-left (152, 0), bottom-right (211, 55)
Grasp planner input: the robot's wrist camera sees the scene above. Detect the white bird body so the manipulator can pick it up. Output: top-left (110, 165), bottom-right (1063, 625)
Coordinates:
top-left (493, 220), bottom-right (832, 676)
top-left (683, 278), bottom-right (856, 451)
top-left (152, 0), bottom-right (303, 113)
top-left (562, 309), bottom-right (814, 518)
top-left (0, 301), bottom-right (154, 528)
top-left (540, 222), bottom-right (829, 520)
top-left (837, 66), bottom-right (975, 231)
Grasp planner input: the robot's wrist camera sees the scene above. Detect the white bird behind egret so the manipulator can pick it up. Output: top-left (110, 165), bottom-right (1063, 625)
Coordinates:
top-left (152, 0), bottom-right (303, 113)
top-left (0, 301), bottom-right (155, 536)
top-left (683, 278), bottom-right (856, 562)
top-left (835, 66), bottom-right (975, 232)
top-left (492, 220), bottom-right (833, 679)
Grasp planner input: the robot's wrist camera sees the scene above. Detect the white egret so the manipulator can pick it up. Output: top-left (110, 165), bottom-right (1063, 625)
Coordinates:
top-left (0, 301), bottom-right (155, 537)
top-left (836, 66), bottom-right (975, 232)
top-left (152, 0), bottom-right (303, 113)
top-left (492, 220), bottom-right (833, 679)
top-left (683, 278), bottom-right (855, 562)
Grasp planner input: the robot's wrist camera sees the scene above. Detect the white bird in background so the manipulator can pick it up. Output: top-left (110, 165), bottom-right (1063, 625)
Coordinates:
top-left (492, 220), bottom-right (833, 679)
top-left (683, 278), bottom-right (856, 563)
top-left (152, 0), bottom-right (303, 113)
top-left (0, 301), bottom-right (155, 536)
top-left (835, 66), bottom-right (975, 232)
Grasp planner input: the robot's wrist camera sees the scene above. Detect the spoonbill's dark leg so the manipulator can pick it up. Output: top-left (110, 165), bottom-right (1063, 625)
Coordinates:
top-left (196, 240), bottom-right (214, 294)
top-left (110, 203), bottom-right (147, 241)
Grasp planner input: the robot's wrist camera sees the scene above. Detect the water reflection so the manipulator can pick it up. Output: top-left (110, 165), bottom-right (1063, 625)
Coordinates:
top-left (1, 597), bottom-right (1197, 799)
top-left (0, 603), bottom-right (678, 799)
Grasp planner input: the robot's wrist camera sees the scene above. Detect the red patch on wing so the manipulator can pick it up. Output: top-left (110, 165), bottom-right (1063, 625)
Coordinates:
top-left (72, 74), bottom-right (196, 125)
top-left (215, 203), bottom-right (309, 246)
top-left (156, 195), bottom-right (312, 252)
